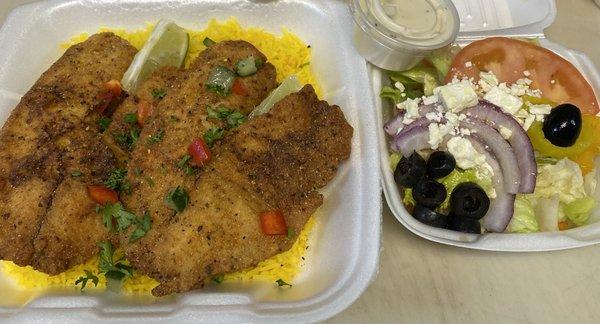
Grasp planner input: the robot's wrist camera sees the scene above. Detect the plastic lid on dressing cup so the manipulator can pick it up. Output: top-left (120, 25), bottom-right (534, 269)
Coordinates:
top-left (350, 0), bottom-right (460, 70)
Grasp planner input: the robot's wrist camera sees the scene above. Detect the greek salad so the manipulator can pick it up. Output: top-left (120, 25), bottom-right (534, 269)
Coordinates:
top-left (382, 37), bottom-right (600, 234)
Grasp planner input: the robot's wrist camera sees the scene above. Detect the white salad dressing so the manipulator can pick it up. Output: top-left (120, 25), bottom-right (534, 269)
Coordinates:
top-left (350, 0), bottom-right (459, 70)
top-left (371, 0), bottom-right (456, 45)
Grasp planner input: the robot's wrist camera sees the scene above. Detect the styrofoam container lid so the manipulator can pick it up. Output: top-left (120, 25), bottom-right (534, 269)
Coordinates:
top-left (0, 0), bottom-right (381, 321)
top-left (378, 0), bottom-right (600, 251)
top-left (454, 0), bottom-right (556, 39)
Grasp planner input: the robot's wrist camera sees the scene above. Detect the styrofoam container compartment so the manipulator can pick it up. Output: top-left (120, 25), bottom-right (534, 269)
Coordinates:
top-left (0, 0), bottom-right (381, 322)
top-left (376, 0), bottom-right (600, 251)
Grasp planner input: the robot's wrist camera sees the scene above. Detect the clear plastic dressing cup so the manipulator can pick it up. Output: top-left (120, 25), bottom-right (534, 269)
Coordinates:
top-left (350, 0), bottom-right (460, 71)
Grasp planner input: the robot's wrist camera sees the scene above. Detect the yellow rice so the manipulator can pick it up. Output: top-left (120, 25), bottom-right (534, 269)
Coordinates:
top-left (0, 18), bottom-right (319, 294)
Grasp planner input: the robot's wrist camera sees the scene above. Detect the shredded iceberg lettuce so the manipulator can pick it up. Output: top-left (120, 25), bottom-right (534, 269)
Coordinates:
top-left (564, 197), bottom-right (596, 226)
top-left (506, 195), bottom-right (539, 233)
top-left (534, 158), bottom-right (586, 204)
top-left (389, 153), bottom-right (401, 171)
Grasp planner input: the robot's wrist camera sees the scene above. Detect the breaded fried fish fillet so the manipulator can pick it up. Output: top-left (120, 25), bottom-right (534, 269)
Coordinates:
top-left (125, 85), bottom-right (352, 296)
top-left (0, 33), bottom-right (136, 270)
top-left (121, 40), bottom-right (277, 234)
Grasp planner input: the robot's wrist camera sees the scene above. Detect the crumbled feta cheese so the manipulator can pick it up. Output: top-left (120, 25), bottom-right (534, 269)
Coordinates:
top-left (523, 114), bottom-right (536, 131)
top-left (523, 70), bottom-right (531, 77)
top-left (499, 125), bottom-right (513, 140)
top-left (527, 89), bottom-right (543, 98)
top-left (428, 124), bottom-right (443, 149)
top-left (517, 77), bottom-right (533, 86)
top-left (510, 82), bottom-right (529, 97)
top-left (550, 79), bottom-right (556, 85)
top-left (444, 111), bottom-right (459, 127)
top-left (514, 109), bottom-right (529, 119)
top-left (465, 61), bottom-right (473, 68)
top-left (484, 86), bottom-right (523, 115)
top-left (528, 104), bottom-right (552, 115)
top-left (405, 98), bottom-right (420, 119)
top-left (437, 83), bottom-right (479, 113)
top-left (395, 81), bottom-right (405, 92)
top-left (425, 112), bottom-right (443, 122)
top-left (459, 128), bottom-right (471, 136)
top-left (397, 97), bottom-right (421, 115)
top-left (478, 71), bottom-right (499, 92)
top-left (401, 93), bottom-right (407, 98)
top-left (422, 94), bottom-right (438, 105)
top-left (446, 137), bottom-right (489, 172)
top-left (402, 117), bottom-right (415, 125)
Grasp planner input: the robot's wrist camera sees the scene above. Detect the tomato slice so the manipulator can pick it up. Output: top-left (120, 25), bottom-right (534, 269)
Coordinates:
top-left (188, 138), bottom-right (212, 165)
top-left (137, 100), bottom-right (154, 126)
top-left (104, 79), bottom-right (122, 97)
top-left (87, 185), bottom-right (119, 204)
top-left (95, 90), bottom-right (114, 113)
top-left (446, 37), bottom-right (599, 115)
top-left (232, 78), bottom-right (248, 96)
top-left (259, 210), bottom-right (287, 235)
top-left (95, 80), bottom-right (123, 113)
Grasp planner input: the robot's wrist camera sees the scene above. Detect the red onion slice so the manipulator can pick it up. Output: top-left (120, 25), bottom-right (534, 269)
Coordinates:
top-left (468, 137), bottom-right (515, 233)
top-left (461, 118), bottom-right (520, 194)
top-left (391, 125), bottom-right (433, 157)
top-left (394, 117), bottom-right (437, 139)
top-left (464, 100), bottom-right (537, 193)
top-left (384, 111), bottom-right (405, 136)
top-left (384, 104), bottom-right (438, 137)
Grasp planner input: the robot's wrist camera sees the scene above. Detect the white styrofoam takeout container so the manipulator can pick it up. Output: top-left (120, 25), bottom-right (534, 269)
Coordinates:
top-left (376, 0), bottom-right (600, 252)
top-left (0, 0), bottom-right (382, 322)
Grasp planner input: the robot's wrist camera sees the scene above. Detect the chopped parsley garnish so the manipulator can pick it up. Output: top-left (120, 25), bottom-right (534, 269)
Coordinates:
top-left (97, 202), bottom-right (137, 233)
top-left (206, 107), bottom-right (246, 129)
top-left (104, 168), bottom-right (130, 195)
top-left (104, 168), bottom-right (126, 189)
top-left (97, 203), bottom-right (152, 242)
top-left (133, 167), bottom-right (142, 176)
top-left (203, 127), bottom-right (224, 148)
top-left (287, 228), bottom-right (295, 239)
top-left (203, 37), bottom-right (216, 47)
top-left (114, 127), bottom-right (140, 150)
top-left (151, 88), bottom-right (167, 100)
top-left (275, 279), bottom-right (292, 287)
top-left (124, 113), bottom-right (137, 124)
top-left (98, 117), bottom-right (112, 133)
top-left (129, 211), bottom-right (152, 243)
top-left (226, 112), bottom-right (246, 128)
top-left (147, 129), bottom-right (164, 145)
top-left (71, 170), bottom-right (83, 177)
top-left (169, 115), bottom-right (180, 122)
top-left (206, 66), bottom-right (236, 97)
top-left (98, 241), bottom-right (134, 281)
top-left (144, 177), bottom-right (155, 187)
top-left (164, 186), bottom-right (189, 213)
top-left (75, 270), bottom-right (99, 291)
top-left (211, 274), bottom-right (224, 284)
top-left (177, 154), bottom-right (195, 175)
top-left (299, 61), bottom-right (310, 68)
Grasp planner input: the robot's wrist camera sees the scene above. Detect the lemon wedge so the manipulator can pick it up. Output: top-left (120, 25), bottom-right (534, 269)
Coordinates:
top-left (121, 20), bottom-right (189, 93)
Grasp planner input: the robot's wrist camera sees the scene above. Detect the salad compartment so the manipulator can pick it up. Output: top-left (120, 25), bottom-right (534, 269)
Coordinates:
top-left (375, 37), bottom-right (600, 251)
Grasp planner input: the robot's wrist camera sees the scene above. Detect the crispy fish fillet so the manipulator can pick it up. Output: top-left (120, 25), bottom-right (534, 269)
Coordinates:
top-left (121, 40), bottom-right (277, 231)
top-left (126, 85), bottom-right (353, 296)
top-left (103, 66), bottom-right (180, 165)
top-left (0, 33), bottom-right (136, 270)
